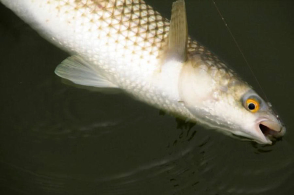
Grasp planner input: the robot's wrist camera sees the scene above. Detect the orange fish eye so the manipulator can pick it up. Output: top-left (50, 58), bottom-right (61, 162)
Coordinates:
top-left (246, 99), bottom-right (260, 113)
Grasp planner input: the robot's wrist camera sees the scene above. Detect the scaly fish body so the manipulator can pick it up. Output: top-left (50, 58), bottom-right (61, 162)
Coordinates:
top-left (1, 0), bottom-right (285, 144)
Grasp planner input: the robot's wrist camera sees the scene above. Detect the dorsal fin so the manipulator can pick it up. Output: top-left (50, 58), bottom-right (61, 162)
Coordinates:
top-left (166, 0), bottom-right (188, 62)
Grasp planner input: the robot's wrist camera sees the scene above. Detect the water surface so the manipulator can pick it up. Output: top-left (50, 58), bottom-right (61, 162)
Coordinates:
top-left (0, 0), bottom-right (294, 195)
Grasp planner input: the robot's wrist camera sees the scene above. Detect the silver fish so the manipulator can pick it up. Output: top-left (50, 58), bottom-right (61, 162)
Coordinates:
top-left (1, 0), bottom-right (285, 144)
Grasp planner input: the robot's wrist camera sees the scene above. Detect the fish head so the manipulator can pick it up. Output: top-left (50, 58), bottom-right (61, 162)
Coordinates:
top-left (234, 89), bottom-right (286, 144)
top-left (179, 58), bottom-right (285, 145)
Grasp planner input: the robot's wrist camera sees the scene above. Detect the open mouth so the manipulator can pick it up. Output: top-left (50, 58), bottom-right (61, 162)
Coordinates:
top-left (259, 124), bottom-right (277, 137)
top-left (231, 119), bottom-right (286, 144)
top-left (259, 120), bottom-right (285, 141)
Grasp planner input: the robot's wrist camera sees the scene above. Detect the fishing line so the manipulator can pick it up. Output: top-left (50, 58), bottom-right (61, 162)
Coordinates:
top-left (211, 0), bottom-right (269, 102)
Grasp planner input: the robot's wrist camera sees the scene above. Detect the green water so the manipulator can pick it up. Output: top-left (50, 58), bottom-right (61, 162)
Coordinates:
top-left (0, 0), bottom-right (293, 194)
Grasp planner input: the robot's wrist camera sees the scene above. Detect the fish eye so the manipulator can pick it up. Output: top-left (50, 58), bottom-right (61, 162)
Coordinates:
top-left (245, 98), bottom-right (260, 113)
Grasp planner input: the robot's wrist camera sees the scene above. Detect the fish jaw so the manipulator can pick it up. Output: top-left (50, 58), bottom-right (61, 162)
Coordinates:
top-left (255, 117), bottom-right (286, 144)
top-left (235, 116), bottom-right (285, 145)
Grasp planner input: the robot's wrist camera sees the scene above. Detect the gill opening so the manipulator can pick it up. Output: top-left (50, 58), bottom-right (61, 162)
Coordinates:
top-left (211, 0), bottom-right (269, 102)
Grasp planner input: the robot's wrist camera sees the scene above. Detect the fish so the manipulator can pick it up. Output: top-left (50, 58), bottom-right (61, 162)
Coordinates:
top-left (1, 0), bottom-right (286, 144)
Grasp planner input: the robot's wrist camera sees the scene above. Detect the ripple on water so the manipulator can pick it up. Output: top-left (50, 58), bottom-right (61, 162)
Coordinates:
top-left (5, 79), bottom-right (142, 142)
top-left (1, 78), bottom-right (294, 195)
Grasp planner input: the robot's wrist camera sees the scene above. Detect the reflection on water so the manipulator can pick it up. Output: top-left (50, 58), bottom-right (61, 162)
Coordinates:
top-left (1, 0), bottom-right (294, 195)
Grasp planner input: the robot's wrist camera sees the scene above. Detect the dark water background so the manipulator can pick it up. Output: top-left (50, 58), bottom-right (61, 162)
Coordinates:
top-left (0, 0), bottom-right (294, 194)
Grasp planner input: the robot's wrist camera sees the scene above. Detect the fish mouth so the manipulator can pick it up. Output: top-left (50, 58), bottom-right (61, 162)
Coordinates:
top-left (258, 119), bottom-right (286, 144)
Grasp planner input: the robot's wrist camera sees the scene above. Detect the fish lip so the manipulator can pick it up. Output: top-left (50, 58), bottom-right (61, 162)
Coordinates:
top-left (257, 118), bottom-right (286, 143)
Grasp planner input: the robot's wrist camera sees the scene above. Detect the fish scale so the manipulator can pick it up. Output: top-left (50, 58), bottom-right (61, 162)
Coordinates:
top-left (1, 0), bottom-right (285, 144)
top-left (0, 0), bottom-right (245, 130)
top-left (49, 0), bottom-right (223, 65)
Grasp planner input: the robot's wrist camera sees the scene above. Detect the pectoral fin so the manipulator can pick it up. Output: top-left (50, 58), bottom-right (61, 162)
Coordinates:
top-left (55, 55), bottom-right (118, 88)
top-left (163, 0), bottom-right (188, 63)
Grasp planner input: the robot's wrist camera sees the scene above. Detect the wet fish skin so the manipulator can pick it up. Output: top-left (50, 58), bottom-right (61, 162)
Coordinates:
top-left (1, 0), bottom-right (285, 144)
